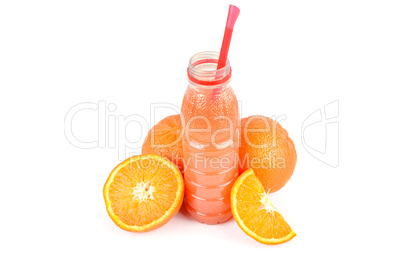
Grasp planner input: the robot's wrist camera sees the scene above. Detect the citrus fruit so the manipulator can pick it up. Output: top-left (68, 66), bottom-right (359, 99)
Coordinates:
top-left (239, 115), bottom-right (297, 193)
top-left (142, 114), bottom-right (184, 174)
top-left (231, 168), bottom-right (296, 244)
top-left (103, 154), bottom-right (184, 232)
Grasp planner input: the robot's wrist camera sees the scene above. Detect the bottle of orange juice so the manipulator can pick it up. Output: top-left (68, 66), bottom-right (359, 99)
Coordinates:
top-left (181, 51), bottom-right (239, 224)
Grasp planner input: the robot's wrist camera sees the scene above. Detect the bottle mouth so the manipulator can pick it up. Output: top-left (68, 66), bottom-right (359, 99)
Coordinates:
top-left (187, 51), bottom-right (231, 86)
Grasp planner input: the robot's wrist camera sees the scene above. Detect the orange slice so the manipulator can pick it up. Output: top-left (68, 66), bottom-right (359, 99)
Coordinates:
top-left (231, 168), bottom-right (296, 244)
top-left (103, 154), bottom-right (184, 232)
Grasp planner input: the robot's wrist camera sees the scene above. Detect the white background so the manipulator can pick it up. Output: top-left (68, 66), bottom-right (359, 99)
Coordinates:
top-left (1, 0), bottom-right (401, 267)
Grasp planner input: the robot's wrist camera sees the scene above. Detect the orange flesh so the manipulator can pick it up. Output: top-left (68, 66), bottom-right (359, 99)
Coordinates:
top-left (231, 169), bottom-right (295, 244)
top-left (104, 155), bottom-right (183, 231)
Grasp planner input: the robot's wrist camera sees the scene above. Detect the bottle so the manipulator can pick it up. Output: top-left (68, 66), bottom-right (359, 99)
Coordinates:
top-left (181, 51), bottom-right (239, 224)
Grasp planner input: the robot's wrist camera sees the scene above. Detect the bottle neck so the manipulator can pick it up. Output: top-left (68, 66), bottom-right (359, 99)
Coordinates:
top-left (187, 51), bottom-right (231, 87)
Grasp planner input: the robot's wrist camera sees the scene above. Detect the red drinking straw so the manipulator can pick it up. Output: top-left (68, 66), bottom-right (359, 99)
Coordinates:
top-left (217, 5), bottom-right (240, 70)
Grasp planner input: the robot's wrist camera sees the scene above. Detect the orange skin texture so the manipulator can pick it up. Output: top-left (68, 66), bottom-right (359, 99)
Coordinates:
top-left (239, 115), bottom-right (297, 193)
top-left (142, 115), bottom-right (184, 175)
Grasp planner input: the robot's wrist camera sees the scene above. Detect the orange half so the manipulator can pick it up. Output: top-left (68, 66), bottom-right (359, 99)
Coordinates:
top-left (103, 154), bottom-right (184, 232)
top-left (231, 168), bottom-right (296, 244)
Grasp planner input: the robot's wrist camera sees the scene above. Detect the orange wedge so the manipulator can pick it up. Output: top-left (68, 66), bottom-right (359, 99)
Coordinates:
top-left (231, 168), bottom-right (296, 244)
top-left (103, 154), bottom-right (184, 232)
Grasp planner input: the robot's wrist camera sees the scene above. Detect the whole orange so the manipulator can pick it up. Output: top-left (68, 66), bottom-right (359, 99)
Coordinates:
top-left (142, 114), bottom-right (184, 174)
top-left (239, 115), bottom-right (297, 193)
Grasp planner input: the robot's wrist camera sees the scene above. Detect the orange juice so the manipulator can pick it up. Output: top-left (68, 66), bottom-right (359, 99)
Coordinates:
top-left (181, 51), bottom-right (239, 224)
